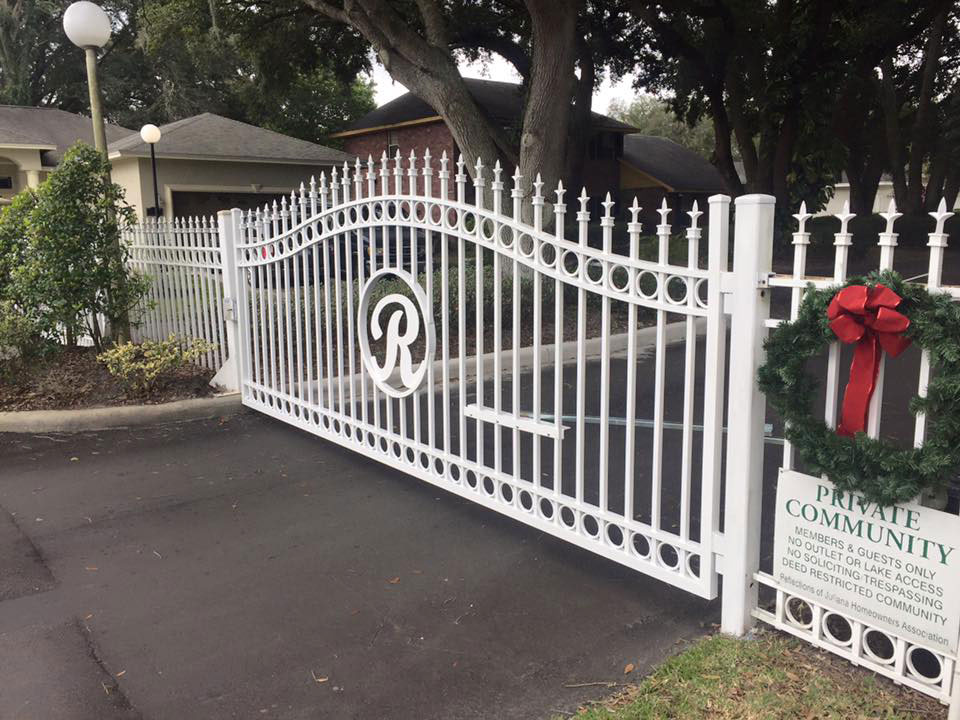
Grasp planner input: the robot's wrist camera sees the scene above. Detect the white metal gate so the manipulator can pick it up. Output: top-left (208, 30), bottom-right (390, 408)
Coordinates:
top-left (222, 152), bottom-right (737, 600)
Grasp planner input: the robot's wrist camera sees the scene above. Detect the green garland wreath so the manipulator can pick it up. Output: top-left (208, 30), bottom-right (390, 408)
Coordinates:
top-left (758, 269), bottom-right (960, 506)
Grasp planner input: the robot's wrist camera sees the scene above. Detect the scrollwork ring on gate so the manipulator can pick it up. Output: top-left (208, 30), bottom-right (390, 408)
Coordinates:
top-left (358, 269), bottom-right (435, 398)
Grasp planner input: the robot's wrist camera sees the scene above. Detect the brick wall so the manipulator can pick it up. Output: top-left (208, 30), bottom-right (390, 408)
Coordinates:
top-left (343, 121), bottom-right (456, 198)
top-left (343, 121), bottom-right (625, 208)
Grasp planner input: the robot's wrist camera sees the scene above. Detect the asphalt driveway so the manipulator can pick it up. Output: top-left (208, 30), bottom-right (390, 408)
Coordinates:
top-left (0, 410), bottom-right (716, 720)
top-left (2, 244), bottom-right (946, 719)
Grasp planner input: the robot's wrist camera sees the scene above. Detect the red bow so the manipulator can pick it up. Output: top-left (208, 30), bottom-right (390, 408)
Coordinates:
top-left (828, 284), bottom-right (911, 436)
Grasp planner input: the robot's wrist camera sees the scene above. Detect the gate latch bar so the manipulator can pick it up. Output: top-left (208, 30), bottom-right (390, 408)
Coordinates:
top-left (464, 404), bottom-right (566, 440)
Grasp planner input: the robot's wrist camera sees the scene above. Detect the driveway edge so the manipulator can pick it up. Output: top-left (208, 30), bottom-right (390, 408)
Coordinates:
top-left (0, 393), bottom-right (243, 434)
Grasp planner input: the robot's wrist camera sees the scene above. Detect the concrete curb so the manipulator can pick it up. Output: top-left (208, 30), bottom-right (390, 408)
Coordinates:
top-left (0, 393), bottom-right (243, 434)
top-left (4, 320), bottom-right (704, 435)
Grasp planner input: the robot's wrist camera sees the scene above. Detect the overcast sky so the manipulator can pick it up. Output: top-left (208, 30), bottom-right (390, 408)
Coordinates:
top-left (367, 56), bottom-right (637, 114)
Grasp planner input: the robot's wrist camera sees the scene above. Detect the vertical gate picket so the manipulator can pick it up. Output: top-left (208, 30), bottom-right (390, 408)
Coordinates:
top-left (552, 183), bottom-right (566, 501)
top-left (700, 194), bottom-right (730, 601)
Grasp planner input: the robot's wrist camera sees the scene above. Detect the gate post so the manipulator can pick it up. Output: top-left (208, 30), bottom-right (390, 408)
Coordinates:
top-left (720, 194), bottom-right (775, 636)
top-left (211, 208), bottom-right (244, 393)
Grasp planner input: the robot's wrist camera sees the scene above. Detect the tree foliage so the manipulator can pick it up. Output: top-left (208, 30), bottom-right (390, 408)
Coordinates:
top-left (629, 0), bottom-right (953, 218)
top-left (0, 0), bottom-right (374, 143)
top-left (138, 0), bottom-right (375, 143)
top-left (0, 143), bottom-right (147, 352)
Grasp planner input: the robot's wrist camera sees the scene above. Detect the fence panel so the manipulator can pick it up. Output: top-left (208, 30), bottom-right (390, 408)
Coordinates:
top-left (125, 217), bottom-right (227, 371)
top-left (754, 198), bottom-right (960, 706)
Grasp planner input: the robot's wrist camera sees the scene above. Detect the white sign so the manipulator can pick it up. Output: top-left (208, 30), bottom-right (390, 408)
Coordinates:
top-left (773, 470), bottom-right (960, 654)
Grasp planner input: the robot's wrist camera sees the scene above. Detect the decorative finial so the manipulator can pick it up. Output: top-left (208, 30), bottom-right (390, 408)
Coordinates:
top-left (601, 191), bottom-right (615, 218)
top-left (578, 187), bottom-right (590, 213)
top-left (930, 197), bottom-right (953, 236)
top-left (793, 201), bottom-right (812, 234)
top-left (834, 199), bottom-right (854, 236)
top-left (629, 197), bottom-right (642, 225)
top-left (657, 197), bottom-right (671, 226)
top-left (880, 198), bottom-right (901, 235)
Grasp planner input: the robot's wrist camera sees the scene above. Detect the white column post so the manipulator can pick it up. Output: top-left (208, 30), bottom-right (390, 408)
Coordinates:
top-left (25, 170), bottom-right (41, 188)
top-left (211, 208), bottom-right (244, 393)
top-left (720, 193), bottom-right (775, 635)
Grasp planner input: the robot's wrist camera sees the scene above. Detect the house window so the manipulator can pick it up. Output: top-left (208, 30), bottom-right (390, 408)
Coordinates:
top-left (387, 130), bottom-right (400, 159)
top-left (589, 132), bottom-right (620, 160)
top-left (0, 176), bottom-right (12, 190)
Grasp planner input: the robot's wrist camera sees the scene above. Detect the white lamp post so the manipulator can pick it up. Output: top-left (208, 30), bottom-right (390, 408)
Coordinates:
top-left (63, 1), bottom-right (112, 159)
top-left (140, 124), bottom-right (162, 217)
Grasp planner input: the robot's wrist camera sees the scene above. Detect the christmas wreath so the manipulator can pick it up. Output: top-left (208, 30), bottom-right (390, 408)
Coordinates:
top-left (758, 270), bottom-right (960, 506)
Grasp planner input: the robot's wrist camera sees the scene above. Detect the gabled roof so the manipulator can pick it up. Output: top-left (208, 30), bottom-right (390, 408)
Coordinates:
top-left (0, 105), bottom-right (132, 165)
top-left (108, 113), bottom-right (353, 165)
top-left (622, 135), bottom-right (728, 193)
top-left (332, 78), bottom-right (636, 137)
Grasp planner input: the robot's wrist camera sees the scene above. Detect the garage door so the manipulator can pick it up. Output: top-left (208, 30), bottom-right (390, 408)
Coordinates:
top-left (171, 191), bottom-right (286, 218)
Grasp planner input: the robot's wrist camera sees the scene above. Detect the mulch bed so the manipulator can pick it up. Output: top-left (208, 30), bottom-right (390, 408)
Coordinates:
top-left (0, 347), bottom-right (215, 412)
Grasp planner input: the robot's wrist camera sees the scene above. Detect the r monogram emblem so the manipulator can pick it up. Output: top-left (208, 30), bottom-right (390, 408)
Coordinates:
top-left (358, 270), bottom-right (435, 397)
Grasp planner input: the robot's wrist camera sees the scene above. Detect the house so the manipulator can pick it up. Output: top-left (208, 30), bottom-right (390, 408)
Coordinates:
top-left (0, 106), bottom-right (353, 218)
top-left (619, 135), bottom-right (729, 225)
top-left (330, 79), bottom-right (637, 207)
top-left (108, 113), bottom-right (353, 218)
top-left (331, 80), bottom-right (732, 222)
top-left (0, 104), bottom-right (131, 203)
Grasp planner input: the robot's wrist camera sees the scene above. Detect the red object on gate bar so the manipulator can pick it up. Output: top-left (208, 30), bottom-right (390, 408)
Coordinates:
top-left (827, 284), bottom-right (911, 436)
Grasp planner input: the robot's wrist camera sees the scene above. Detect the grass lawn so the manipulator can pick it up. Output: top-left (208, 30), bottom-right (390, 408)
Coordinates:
top-left (557, 631), bottom-right (946, 720)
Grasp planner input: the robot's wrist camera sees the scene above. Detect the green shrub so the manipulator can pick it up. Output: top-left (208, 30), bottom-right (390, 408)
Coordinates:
top-left (98, 335), bottom-right (215, 393)
top-left (0, 300), bottom-right (54, 380)
top-left (0, 142), bottom-right (149, 351)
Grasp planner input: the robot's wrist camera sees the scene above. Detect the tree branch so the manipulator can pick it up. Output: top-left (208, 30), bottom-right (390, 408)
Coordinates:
top-left (448, 29), bottom-right (531, 78)
top-left (302, 0), bottom-right (349, 25)
top-left (415, 0), bottom-right (448, 48)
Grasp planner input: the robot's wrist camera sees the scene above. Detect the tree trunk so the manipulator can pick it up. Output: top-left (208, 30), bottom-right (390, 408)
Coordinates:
top-left (848, 160), bottom-right (886, 216)
top-left (304, 0), bottom-right (581, 205)
top-left (565, 46), bottom-right (595, 199)
top-left (305, 0), bottom-right (516, 175)
top-left (771, 111), bottom-right (798, 209)
top-left (725, 68), bottom-right (759, 192)
top-left (516, 0), bottom-right (580, 202)
top-left (708, 91), bottom-right (743, 195)
top-left (376, 46), bottom-right (514, 172)
top-left (834, 70), bottom-right (887, 217)
top-left (924, 137), bottom-right (948, 210)
top-left (905, 7), bottom-right (947, 215)
top-left (879, 59), bottom-right (908, 210)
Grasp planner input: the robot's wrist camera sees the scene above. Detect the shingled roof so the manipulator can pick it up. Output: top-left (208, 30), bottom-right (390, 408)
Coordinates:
top-left (108, 113), bottom-right (354, 165)
top-left (622, 135), bottom-right (728, 193)
top-left (333, 78), bottom-right (636, 137)
top-left (0, 105), bottom-right (133, 165)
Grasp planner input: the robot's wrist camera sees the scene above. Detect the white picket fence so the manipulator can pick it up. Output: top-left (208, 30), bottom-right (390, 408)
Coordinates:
top-left (124, 217), bottom-right (228, 371)
top-left (121, 153), bottom-right (959, 713)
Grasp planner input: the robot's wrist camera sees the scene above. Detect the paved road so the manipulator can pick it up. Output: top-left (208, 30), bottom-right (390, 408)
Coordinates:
top-left (0, 410), bottom-right (715, 720)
